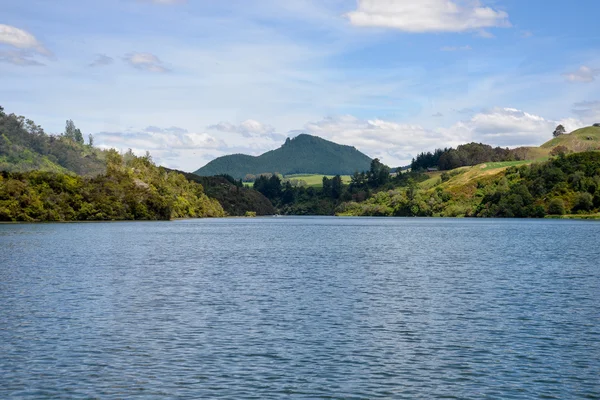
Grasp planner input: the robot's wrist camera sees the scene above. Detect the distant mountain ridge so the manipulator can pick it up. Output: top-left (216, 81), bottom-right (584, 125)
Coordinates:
top-left (193, 134), bottom-right (373, 179)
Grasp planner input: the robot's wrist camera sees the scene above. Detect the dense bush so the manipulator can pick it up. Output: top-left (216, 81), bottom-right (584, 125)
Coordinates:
top-left (0, 152), bottom-right (224, 222)
top-left (411, 143), bottom-right (523, 171)
top-left (340, 152), bottom-right (600, 218)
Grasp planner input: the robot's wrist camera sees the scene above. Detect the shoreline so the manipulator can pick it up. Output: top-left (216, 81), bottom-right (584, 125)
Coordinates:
top-left (3, 214), bottom-right (600, 224)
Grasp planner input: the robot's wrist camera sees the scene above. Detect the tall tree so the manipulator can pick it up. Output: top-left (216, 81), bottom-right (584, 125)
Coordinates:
top-left (331, 175), bottom-right (343, 199)
top-left (74, 128), bottom-right (84, 145)
top-left (322, 176), bottom-right (333, 198)
top-left (64, 119), bottom-right (76, 140)
top-left (368, 158), bottom-right (390, 187)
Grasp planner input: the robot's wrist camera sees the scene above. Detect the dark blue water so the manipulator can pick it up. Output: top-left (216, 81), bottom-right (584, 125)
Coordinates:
top-left (1, 218), bottom-right (599, 399)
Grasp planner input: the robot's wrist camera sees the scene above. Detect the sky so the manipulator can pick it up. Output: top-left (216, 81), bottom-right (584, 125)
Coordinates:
top-left (2, 0), bottom-right (600, 171)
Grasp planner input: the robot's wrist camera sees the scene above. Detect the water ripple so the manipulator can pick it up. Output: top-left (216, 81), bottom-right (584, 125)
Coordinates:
top-left (1, 218), bottom-right (599, 399)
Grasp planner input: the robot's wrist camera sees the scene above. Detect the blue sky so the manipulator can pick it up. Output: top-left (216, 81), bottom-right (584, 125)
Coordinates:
top-left (2, 0), bottom-right (600, 170)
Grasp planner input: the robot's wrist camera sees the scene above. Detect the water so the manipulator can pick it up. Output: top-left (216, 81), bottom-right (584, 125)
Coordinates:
top-left (1, 217), bottom-right (599, 399)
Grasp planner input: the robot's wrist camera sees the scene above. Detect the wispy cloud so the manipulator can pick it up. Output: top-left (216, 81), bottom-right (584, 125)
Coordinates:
top-left (208, 120), bottom-right (286, 141)
top-left (563, 66), bottom-right (600, 83)
top-left (572, 101), bottom-right (600, 123)
top-left (0, 24), bottom-right (50, 55)
top-left (145, 0), bottom-right (186, 4)
top-left (209, 120), bottom-right (274, 137)
top-left (124, 52), bottom-right (169, 72)
top-left (441, 45), bottom-right (472, 52)
top-left (521, 30), bottom-right (533, 38)
top-left (0, 50), bottom-right (44, 66)
top-left (0, 24), bottom-right (51, 66)
top-left (346, 0), bottom-right (511, 33)
top-left (89, 54), bottom-right (114, 67)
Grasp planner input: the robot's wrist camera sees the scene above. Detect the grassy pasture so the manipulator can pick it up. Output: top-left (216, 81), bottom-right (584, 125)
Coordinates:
top-left (243, 174), bottom-right (352, 188)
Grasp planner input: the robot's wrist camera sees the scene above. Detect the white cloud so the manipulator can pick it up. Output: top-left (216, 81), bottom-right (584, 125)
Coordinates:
top-left (0, 24), bottom-right (50, 55)
top-left (207, 119), bottom-right (287, 142)
top-left (124, 52), bottom-right (169, 73)
top-left (346, 0), bottom-right (511, 33)
top-left (441, 45), bottom-right (472, 51)
top-left (0, 24), bottom-right (50, 65)
top-left (297, 108), bottom-right (584, 166)
top-left (572, 101), bottom-right (600, 124)
top-left (563, 66), bottom-right (600, 83)
top-left (300, 115), bottom-right (452, 166)
top-left (95, 126), bottom-right (223, 151)
top-left (94, 126), bottom-right (226, 171)
top-left (442, 107), bottom-right (584, 147)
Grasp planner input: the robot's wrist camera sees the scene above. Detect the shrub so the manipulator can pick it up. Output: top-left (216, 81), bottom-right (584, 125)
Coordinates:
top-left (547, 198), bottom-right (565, 215)
top-left (573, 192), bottom-right (594, 213)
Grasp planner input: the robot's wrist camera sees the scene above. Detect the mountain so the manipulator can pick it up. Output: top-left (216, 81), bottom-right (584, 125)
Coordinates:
top-left (193, 134), bottom-right (373, 179)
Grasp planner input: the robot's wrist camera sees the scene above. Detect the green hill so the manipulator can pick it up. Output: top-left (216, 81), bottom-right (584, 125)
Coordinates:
top-left (193, 134), bottom-right (373, 179)
top-left (0, 106), bottom-right (106, 176)
top-left (541, 126), bottom-right (600, 152)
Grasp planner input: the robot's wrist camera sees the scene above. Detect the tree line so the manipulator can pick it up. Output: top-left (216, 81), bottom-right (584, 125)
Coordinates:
top-left (411, 143), bottom-right (522, 171)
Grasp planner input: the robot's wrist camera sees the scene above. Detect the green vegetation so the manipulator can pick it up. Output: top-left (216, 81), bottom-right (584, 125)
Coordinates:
top-left (4, 103), bottom-right (600, 221)
top-left (167, 170), bottom-right (276, 216)
top-left (337, 152), bottom-right (600, 218)
top-left (541, 126), bottom-right (600, 152)
top-left (249, 158), bottom-right (420, 215)
top-left (0, 105), bottom-right (243, 221)
top-left (194, 134), bottom-right (372, 179)
top-left (282, 174), bottom-right (352, 187)
top-left (0, 106), bottom-right (105, 176)
top-left (410, 142), bottom-right (534, 171)
top-left (480, 160), bottom-right (545, 171)
top-left (0, 151), bottom-right (224, 222)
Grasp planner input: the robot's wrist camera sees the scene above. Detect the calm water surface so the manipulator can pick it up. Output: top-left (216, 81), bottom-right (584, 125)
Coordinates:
top-left (1, 217), bottom-right (599, 399)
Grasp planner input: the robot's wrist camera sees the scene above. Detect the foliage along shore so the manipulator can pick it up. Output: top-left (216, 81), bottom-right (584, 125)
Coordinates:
top-left (246, 152), bottom-right (600, 219)
top-left (0, 106), bottom-right (226, 222)
top-left (0, 152), bottom-right (225, 222)
top-left (337, 152), bottom-right (600, 218)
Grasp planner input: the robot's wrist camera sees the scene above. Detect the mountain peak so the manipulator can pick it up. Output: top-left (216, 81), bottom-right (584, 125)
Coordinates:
top-left (194, 134), bottom-right (372, 179)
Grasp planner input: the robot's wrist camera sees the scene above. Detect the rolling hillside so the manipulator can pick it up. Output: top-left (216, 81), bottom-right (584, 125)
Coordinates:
top-left (541, 126), bottom-right (600, 152)
top-left (194, 134), bottom-right (373, 179)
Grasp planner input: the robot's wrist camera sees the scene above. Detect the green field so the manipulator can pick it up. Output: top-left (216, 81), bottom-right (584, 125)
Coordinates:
top-left (480, 159), bottom-right (546, 171)
top-left (243, 174), bottom-right (352, 188)
top-left (285, 174), bottom-right (352, 187)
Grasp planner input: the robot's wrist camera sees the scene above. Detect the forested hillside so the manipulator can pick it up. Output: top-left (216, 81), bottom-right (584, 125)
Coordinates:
top-left (0, 151), bottom-right (224, 222)
top-left (168, 169), bottom-right (276, 216)
top-left (0, 106), bottom-right (105, 176)
top-left (194, 134), bottom-right (372, 179)
top-left (410, 126), bottom-right (600, 172)
top-left (339, 152), bottom-right (600, 218)
top-left (0, 106), bottom-right (281, 220)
